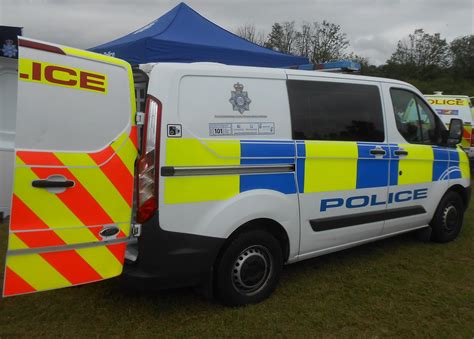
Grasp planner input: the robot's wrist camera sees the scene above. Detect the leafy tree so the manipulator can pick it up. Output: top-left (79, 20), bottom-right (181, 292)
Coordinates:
top-left (345, 52), bottom-right (370, 68)
top-left (262, 20), bottom-right (349, 61)
top-left (308, 20), bottom-right (349, 63)
top-left (264, 22), bottom-right (297, 54)
top-left (450, 35), bottom-right (474, 79)
top-left (388, 29), bottom-right (450, 68)
top-left (264, 23), bottom-right (285, 51)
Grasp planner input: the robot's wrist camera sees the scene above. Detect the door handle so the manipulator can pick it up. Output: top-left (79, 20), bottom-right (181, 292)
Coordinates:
top-left (369, 148), bottom-right (386, 156)
top-left (394, 149), bottom-right (408, 156)
top-left (32, 179), bottom-right (75, 189)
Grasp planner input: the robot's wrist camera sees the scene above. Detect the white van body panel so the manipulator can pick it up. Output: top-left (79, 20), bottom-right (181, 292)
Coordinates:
top-left (0, 57), bottom-right (17, 217)
top-left (150, 64), bottom-right (300, 260)
top-left (145, 63), bottom-right (469, 265)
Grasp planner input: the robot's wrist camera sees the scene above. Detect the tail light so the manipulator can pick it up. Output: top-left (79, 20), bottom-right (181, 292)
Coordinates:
top-left (137, 95), bottom-right (162, 223)
top-left (471, 132), bottom-right (474, 148)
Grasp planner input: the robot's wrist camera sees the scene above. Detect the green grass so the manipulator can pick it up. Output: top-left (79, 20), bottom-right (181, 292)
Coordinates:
top-left (1, 199), bottom-right (473, 337)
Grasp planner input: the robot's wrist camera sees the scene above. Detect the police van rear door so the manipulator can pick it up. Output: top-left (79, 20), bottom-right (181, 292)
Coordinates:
top-left (3, 38), bottom-right (138, 297)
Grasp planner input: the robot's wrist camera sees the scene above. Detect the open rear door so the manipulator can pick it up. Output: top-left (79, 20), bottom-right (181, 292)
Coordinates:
top-left (3, 38), bottom-right (138, 297)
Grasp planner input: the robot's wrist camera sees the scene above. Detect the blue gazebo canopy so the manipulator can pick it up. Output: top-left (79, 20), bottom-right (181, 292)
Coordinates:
top-left (90, 2), bottom-right (308, 67)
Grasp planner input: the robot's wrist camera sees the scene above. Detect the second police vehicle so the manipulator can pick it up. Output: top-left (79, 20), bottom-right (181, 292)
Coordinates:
top-left (425, 92), bottom-right (474, 158)
top-left (2, 38), bottom-right (470, 306)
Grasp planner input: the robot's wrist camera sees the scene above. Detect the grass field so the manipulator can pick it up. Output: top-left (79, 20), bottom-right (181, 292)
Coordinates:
top-left (1, 200), bottom-right (473, 337)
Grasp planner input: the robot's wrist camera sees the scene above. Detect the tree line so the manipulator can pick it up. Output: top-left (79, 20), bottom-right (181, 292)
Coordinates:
top-left (235, 22), bottom-right (474, 96)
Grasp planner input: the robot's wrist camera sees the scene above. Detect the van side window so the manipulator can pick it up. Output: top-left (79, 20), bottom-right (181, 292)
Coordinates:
top-left (287, 80), bottom-right (384, 142)
top-left (390, 88), bottom-right (441, 145)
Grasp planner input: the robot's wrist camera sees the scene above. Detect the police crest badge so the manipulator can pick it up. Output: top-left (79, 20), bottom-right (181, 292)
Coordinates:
top-left (229, 83), bottom-right (251, 114)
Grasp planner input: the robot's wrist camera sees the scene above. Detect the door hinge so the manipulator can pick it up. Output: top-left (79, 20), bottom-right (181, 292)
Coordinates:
top-left (131, 223), bottom-right (142, 237)
top-left (135, 112), bottom-right (145, 126)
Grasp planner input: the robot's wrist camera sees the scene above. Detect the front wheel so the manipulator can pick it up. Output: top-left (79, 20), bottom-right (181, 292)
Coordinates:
top-left (215, 230), bottom-right (283, 306)
top-left (430, 191), bottom-right (464, 243)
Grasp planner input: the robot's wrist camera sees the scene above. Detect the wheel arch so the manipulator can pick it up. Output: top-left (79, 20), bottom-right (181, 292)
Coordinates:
top-left (446, 184), bottom-right (471, 210)
top-left (215, 218), bottom-right (291, 264)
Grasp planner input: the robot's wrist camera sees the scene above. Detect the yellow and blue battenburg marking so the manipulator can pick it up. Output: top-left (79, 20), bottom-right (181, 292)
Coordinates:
top-left (164, 139), bottom-right (297, 204)
top-left (164, 139), bottom-right (469, 204)
top-left (296, 141), bottom-right (468, 193)
top-left (240, 140), bottom-right (296, 194)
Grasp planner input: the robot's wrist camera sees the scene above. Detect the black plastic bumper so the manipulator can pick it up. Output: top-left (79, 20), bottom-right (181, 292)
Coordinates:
top-left (122, 213), bottom-right (224, 290)
top-left (464, 186), bottom-right (471, 211)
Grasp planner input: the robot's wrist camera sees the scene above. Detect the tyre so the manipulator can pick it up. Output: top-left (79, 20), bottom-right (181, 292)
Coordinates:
top-left (215, 230), bottom-right (283, 306)
top-left (430, 191), bottom-right (464, 243)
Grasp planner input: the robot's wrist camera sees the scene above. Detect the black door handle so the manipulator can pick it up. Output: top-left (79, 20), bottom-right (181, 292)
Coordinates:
top-left (369, 148), bottom-right (386, 156)
top-left (32, 179), bottom-right (75, 189)
top-left (394, 150), bottom-right (408, 156)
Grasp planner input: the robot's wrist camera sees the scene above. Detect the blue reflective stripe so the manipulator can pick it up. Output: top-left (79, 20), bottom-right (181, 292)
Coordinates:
top-left (240, 142), bottom-right (295, 158)
top-left (389, 159), bottom-right (399, 186)
top-left (240, 140), bottom-right (295, 144)
top-left (356, 144), bottom-right (390, 189)
top-left (449, 150), bottom-right (461, 179)
top-left (240, 173), bottom-right (297, 194)
top-left (432, 147), bottom-right (449, 181)
top-left (238, 141), bottom-right (297, 193)
top-left (241, 157), bottom-right (294, 165)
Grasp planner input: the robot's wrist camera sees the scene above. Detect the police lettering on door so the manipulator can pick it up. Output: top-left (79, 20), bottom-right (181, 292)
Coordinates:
top-left (320, 188), bottom-right (429, 211)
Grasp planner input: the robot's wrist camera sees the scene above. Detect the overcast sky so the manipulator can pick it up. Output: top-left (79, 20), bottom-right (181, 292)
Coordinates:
top-left (1, 0), bottom-right (473, 65)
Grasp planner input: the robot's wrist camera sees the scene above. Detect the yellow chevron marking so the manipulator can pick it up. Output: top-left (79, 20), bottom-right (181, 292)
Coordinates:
top-left (14, 157), bottom-right (83, 229)
top-left (111, 134), bottom-right (137, 176)
top-left (7, 233), bottom-right (29, 251)
top-left (7, 254), bottom-right (71, 291)
top-left (76, 246), bottom-right (123, 279)
top-left (118, 223), bottom-right (131, 237)
top-left (55, 153), bottom-right (131, 223)
top-left (54, 227), bottom-right (98, 245)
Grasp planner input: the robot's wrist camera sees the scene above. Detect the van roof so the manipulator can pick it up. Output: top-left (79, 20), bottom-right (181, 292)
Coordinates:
top-left (424, 94), bottom-right (471, 99)
top-left (151, 62), bottom-right (415, 89)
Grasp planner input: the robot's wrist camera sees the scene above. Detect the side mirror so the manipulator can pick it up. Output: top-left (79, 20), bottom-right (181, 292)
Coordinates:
top-left (447, 118), bottom-right (463, 147)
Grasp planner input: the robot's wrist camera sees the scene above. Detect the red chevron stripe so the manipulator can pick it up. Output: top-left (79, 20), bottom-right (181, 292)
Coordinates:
top-left (16, 145), bottom-right (114, 167)
top-left (17, 152), bottom-right (115, 227)
top-left (4, 267), bottom-right (36, 296)
top-left (129, 126), bottom-right (138, 148)
top-left (88, 146), bottom-right (114, 165)
top-left (10, 195), bottom-right (49, 231)
top-left (12, 232), bottom-right (103, 284)
top-left (106, 242), bottom-right (127, 264)
top-left (94, 154), bottom-right (134, 207)
top-left (40, 250), bottom-right (102, 284)
top-left (15, 229), bottom-right (65, 248)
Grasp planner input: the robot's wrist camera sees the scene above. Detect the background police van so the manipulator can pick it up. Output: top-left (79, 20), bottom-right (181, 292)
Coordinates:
top-left (425, 93), bottom-right (474, 158)
top-left (1, 38), bottom-right (471, 306)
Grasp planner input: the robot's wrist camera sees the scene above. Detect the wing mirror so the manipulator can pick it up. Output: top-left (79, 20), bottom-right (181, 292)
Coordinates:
top-left (447, 118), bottom-right (463, 147)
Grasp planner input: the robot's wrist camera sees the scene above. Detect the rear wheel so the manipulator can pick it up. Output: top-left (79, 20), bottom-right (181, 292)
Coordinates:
top-left (215, 230), bottom-right (283, 306)
top-left (430, 191), bottom-right (464, 243)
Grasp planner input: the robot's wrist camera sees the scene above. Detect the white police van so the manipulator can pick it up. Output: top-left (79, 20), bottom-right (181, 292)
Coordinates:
top-left (2, 38), bottom-right (470, 306)
top-left (425, 93), bottom-right (474, 157)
